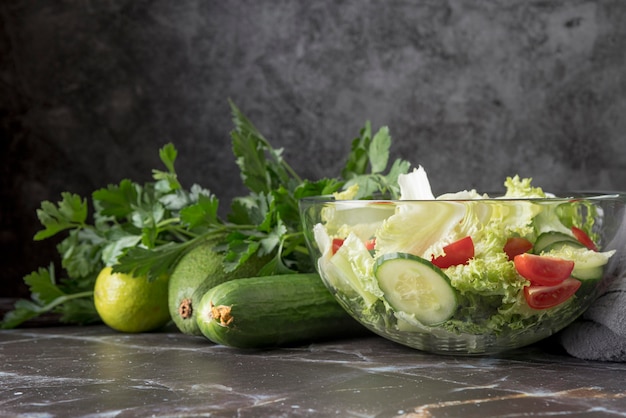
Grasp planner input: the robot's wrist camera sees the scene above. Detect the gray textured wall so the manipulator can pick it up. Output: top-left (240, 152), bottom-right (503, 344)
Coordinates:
top-left (2, 0), bottom-right (626, 296)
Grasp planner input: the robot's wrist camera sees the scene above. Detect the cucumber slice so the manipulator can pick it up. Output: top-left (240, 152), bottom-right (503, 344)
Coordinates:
top-left (541, 240), bottom-right (585, 254)
top-left (534, 231), bottom-right (579, 254)
top-left (573, 266), bottom-right (604, 297)
top-left (374, 253), bottom-right (458, 326)
top-left (547, 245), bottom-right (614, 270)
top-left (572, 265), bottom-right (604, 281)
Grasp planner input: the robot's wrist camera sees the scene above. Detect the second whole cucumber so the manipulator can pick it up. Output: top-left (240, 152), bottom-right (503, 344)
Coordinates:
top-left (168, 239), bottom-right (270, 336)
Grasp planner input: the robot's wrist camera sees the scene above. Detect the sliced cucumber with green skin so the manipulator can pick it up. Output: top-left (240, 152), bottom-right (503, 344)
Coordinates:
top-left (534, 231), bottom-right (580, 254)
top-left (572, 265), bottom-right (604, 281)
top-left (540, 240), bottom-right (585, 254)
top-left (573, 265), bottom-right (604, 297)
top-left (374, 252), bottom-right (458, 326)
top-left (572, 264), bottom-right (604, 295)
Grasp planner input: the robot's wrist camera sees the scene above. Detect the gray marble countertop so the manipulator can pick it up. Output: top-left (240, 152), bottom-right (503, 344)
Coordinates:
top-left (1, 325), bottom-right (626, 417)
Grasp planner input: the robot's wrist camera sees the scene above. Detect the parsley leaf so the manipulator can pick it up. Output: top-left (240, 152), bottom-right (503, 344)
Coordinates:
top-left (33, 193), bottom-right (88, 241)
top-left (369, 126), bottom-right (391, 173)
top-left (341, 122), bottom-right (410, 199)
top-left (0, 265), bottom-right (97, 329)
top-left (230, 100), bottom-right (301, 194)
top-left (179, 193), bottom-right (220, 229)
top-left (152, 143), bottom-right (182, 190)
top-left (92, 180), bottom-right (139, 219)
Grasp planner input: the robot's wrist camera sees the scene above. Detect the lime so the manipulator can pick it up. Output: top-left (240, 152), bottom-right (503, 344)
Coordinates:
top-left (94, 267), bottom-right (170, 333)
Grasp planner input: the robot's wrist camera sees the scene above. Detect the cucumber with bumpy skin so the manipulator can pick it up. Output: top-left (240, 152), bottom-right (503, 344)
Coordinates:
top-left (168, 240), bottom-right (225, 335)
top-left (195, 273), bottom-right (368, 348)
top-left (168, 240), bottom-right (268, 336)
top-left (374, 252), bottom-right (458, 326)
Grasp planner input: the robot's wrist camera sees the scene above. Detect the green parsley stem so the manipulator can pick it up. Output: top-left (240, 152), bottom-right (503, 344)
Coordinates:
top-left (156, 218), bottom-right (182, 228)
top-left (41, 291), bottom-right (94, 315)
top-left (281, 161), bottom-right (303, 185)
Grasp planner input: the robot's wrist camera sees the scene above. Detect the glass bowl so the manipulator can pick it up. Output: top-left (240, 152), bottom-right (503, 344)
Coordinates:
top-left (299, 192), bottom-right (626, 355)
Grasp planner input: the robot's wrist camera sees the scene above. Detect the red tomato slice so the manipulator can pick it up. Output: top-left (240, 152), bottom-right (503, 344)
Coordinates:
top-left (524, 277), bottom-right (581, 309)
top-left (503, 237), bottom-right (533, 261)
top-left (571, 226), bottom-right (598, 251)
top-left (331, 238), bottom-right (344, 255)
top-left (514, 253), bottom-right (575, 286)
top-left (432, 236), bottom-right (474, 269)
top-left (332, 237), bottom-right (377, 255)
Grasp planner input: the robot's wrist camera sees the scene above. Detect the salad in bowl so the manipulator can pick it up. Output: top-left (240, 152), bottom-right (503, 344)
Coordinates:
top-left (300, 167), bottom-right (625, 354)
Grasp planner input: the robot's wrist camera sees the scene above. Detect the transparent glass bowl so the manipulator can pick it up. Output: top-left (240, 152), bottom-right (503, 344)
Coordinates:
top-left (299, 193), bottom-right (626, 355)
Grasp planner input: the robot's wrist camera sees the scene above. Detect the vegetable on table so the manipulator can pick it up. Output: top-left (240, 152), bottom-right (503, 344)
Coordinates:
top-left (167, 240), bottom-right (227, 336)
top-left (195, 273), bottom-right (369, 348)
top-left (94, 267), bottom-right (170, 333)
top-left (167, 239), bottom-right (270, 336)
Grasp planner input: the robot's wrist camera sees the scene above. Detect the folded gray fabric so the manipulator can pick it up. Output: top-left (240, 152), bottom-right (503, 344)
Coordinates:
top-left (559, 275), bottom-right (626, 362)
top-left (559, 320), bottom-right (626, 362)
top-left (559, 211), bottom-right (626, 362)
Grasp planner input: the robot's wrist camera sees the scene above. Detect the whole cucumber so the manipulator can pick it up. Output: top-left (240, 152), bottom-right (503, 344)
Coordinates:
top-left (168, 240), bottom-right (268, 336)
top-left (195, 273), bottom-right (369, 348)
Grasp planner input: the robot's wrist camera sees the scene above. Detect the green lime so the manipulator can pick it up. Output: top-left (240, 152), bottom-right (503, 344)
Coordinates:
top-left (94, 267), bottom-right (170, 333)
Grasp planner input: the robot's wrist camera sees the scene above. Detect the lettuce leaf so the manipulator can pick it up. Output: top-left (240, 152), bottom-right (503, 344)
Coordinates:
top-left (316, 230), bottom-right (382, 307)
top-left (504, 175), bottom-right (546, 198)
top-left (375, 201), bottom-right (466, 257)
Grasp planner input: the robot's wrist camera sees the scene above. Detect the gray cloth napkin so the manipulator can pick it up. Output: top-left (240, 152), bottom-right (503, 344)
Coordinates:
top-left (559, 212), bottom-right (626, 362)
top-left (559, 275), bottom-right (626, 362)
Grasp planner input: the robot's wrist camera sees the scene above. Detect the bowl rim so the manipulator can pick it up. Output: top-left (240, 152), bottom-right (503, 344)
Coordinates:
top-left (299, 191), bottom-right (626, 204)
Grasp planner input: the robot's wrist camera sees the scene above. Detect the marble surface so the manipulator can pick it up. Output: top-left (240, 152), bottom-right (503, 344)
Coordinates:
top-left (2, 325), bottom-right (626, 417)
top-left (3, 1), bottom-right (626, 298)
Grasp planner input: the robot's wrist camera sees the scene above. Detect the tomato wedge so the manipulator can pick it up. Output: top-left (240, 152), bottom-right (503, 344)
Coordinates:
top-left (503, 237), bottom-right (533, 261)
top-left (332, 237), bottom-right (376, 254)
top-left (331, 238), bottom-right (344, 255)
top-left (524, 277), bottom-right (581, 309)
top-left (514, 253), bottom-right (574, 286)
top-left (432, 236), bottom-right (474, 269)
top-left (365, 238), bottom-right (376, 251)
top-left (571, 226), bottom-right (598, 251)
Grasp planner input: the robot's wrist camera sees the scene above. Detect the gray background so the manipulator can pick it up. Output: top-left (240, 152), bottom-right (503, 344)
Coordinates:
top-left (2, 0), bottom-right (626, 296)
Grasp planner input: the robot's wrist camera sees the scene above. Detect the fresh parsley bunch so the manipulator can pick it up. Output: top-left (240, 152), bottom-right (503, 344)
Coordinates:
top-left (1, 101), bottom-right (410, 328)
top-left (1, 144), bottom-right (221, 328)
